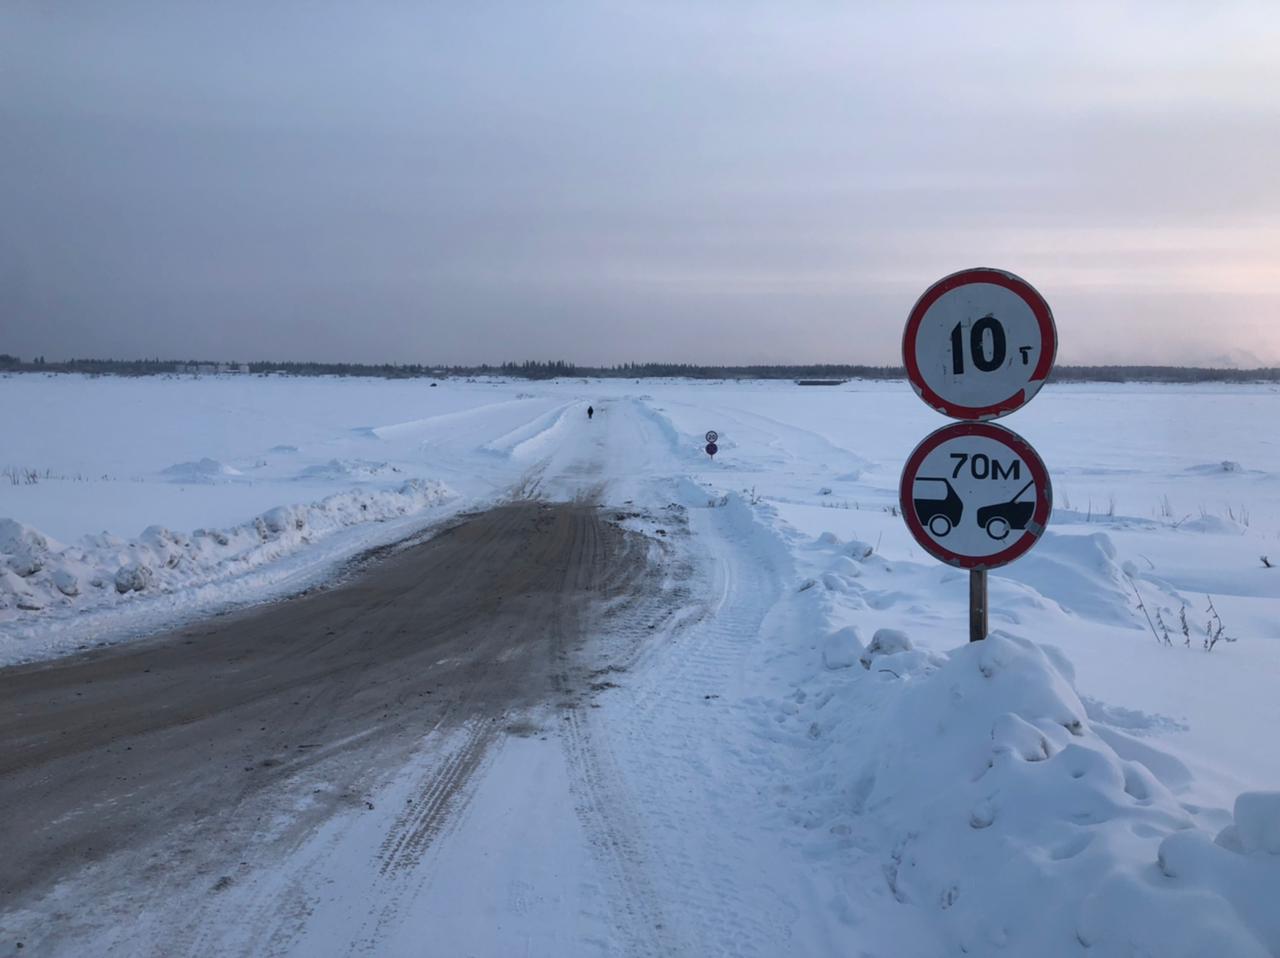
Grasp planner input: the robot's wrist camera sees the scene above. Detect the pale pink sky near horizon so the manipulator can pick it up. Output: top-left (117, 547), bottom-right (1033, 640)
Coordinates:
top-left (2, 1), bottom-right (1278, 366)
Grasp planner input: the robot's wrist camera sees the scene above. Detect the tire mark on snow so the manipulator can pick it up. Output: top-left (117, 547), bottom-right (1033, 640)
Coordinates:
top-left (562, 707), bottom-right (677, 958)
top-left (346, 717), bottom-right (501, 954)
top-left (585, 487), bottom-right (798, 956)
top-left (374, 717), bottom-right (498, 877)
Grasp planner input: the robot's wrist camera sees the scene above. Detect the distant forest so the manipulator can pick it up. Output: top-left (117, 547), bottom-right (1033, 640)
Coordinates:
top-left (2, 354), bottom-right (1279, 384)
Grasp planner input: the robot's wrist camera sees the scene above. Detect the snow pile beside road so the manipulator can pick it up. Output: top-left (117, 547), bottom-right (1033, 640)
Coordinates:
top-left (482, 402), bottom-right (576, 460)
top-left (860, 634), bottom-right (1276, 954)
top-left (0, 479), bottom-right (454, 631)
top-left (763, 530), bottom-right (1280, 955)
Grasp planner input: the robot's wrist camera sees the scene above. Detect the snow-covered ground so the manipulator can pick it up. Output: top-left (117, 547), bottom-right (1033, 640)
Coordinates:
top-left (3, 372), bottom-right (1279, 955)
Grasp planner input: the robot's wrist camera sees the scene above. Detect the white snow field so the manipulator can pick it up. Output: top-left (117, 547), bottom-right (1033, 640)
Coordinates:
top-left (3, 372), bottom-right (1279, 956)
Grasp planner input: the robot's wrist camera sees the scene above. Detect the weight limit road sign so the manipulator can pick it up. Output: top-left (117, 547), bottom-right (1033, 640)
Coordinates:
top-left (903, 267), bottom-right (1057, 421)
top-left (899, 421), bottom-right (1052, 570)
top-left (705, 431), bottom-right (719, 443)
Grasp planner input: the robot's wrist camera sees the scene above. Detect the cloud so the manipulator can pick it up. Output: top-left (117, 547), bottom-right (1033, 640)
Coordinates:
top-left (2, 1), bottom-right (1277, 365)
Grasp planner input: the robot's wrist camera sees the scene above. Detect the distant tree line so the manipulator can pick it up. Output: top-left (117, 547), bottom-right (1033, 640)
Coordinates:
top-left (2, 353), bottom-right (1279, 383)
top-left (1045, 365), bottom-right (1280, 383)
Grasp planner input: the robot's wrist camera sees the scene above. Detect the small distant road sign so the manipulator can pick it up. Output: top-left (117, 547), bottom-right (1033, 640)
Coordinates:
top-left (705, 442), bottom-right (718, 458)
top-left (899, 421), bottom-right (1051, 570)
top-left (705, 431), bottom-right (719, 443)
top-left (903, 267), bottom-right (1057, 421)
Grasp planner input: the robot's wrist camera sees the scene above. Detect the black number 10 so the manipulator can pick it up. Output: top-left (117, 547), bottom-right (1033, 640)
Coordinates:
top-left (950, 316), bottom-right (1006, 374)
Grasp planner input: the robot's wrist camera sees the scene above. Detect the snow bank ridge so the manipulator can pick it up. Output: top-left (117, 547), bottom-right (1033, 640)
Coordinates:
top-left (833, 629), bottom-right (1277, 955)
top-left (779, 533), bottom-right (1280, 955)
top-left (0, 479), bottom-right (454, 625)
top-left (481, 402), bottom-right (575, 460)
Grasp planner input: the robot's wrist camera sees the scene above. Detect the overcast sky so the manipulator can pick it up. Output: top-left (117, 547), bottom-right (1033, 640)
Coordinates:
top-left (2, 1), bottom-right (1278, 366)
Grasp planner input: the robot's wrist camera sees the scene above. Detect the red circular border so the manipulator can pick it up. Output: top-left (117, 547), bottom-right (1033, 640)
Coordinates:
top-left (902, 267), bottom-right (1057, 421)
top-left (898, 421), bottom-right (1053, 570)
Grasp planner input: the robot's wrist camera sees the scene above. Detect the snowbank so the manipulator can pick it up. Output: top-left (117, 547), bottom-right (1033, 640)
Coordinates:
top-left (640, 476), bottom-right (1280, 953)
top-left (481, 402), bottom-right (577, 460)
top-left (0, 479), bottom-right (454, 635)
top-left (767, 524), bottom-right (1280, 955)
top-left (856, 633), bottom-right (1275, 955)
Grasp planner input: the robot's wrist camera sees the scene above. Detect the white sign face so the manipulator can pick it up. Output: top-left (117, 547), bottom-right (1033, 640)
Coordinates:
top-left (903, 268), bottom-right (1056, 420)
top-left (899, 422), bottom-right (1052, 570)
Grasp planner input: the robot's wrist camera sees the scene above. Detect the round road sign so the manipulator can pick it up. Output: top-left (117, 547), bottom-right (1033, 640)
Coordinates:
top-left (706, 430), bottom-right (719, 443)
top-left (903, 267), bottom-right (1056, 420)
top-left (899, 421), bottom-right (1052, 570)
top-left (705, 442), bottom-right (718, 457)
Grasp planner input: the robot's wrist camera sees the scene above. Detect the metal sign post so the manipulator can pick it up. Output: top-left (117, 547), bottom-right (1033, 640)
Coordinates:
top-left (970, 570), bottom-right (988, 643)
top-left (900, 267), bottom-right (1057, 641)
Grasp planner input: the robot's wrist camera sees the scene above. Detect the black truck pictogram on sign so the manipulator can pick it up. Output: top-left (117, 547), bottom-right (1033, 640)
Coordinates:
top-left (976, 480), bottom-right (1035, 540)
top-left (912, 477), bottom-right (963, 537)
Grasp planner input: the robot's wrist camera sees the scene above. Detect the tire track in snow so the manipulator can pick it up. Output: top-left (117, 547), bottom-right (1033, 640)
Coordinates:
top-left (346, 718), bottom-right (502, 954)
top-left (590, 491), bottom-right (802, 956)
top-left (562, 707), bottom-right (677, 957)
top-left (373, 718), bottom-right (498, 878)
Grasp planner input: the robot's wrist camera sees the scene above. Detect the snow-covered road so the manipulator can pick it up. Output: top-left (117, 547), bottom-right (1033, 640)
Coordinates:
top-left (3, 398), bottom-right (824, 956)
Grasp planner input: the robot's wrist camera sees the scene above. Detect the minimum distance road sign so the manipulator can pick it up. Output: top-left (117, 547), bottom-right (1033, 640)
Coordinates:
top-left (903, 267), bottom-right (1056, 421)
top-left (899, 421), bottom-right (1052, 570)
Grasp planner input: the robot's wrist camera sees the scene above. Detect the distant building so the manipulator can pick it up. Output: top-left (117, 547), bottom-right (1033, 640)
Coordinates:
top-left (795, 379), bottom-right (847, 386)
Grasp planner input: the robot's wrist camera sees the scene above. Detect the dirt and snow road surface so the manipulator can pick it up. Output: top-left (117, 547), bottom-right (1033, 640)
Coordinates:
top-left (0, 399), bottom-right (764, 956)
top-left (1, 499), bottom-right (658, 944)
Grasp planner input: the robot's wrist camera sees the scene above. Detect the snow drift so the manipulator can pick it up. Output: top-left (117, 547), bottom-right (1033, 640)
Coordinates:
top-left (773, 528), bottom-right (1280, 956)
top-left (0, 479), bottom-right (454, 635)
top-left (855, 632), bottom-right (1278, 955)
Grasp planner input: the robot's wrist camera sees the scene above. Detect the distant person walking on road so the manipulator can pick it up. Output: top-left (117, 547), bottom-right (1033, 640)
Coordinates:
top-left (587, 405), bottom-right (594, 420)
